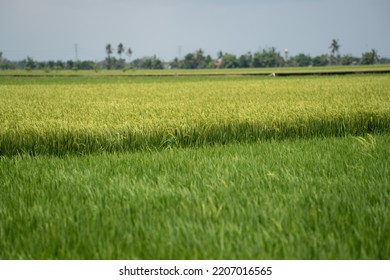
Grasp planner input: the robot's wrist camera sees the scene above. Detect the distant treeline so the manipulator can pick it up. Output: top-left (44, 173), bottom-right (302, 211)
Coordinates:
top-left (1, 46), bottom-right (389, 71)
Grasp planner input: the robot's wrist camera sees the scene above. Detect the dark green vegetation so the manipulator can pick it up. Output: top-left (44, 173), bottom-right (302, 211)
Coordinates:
top-left (0, 72), bottom-right (389, 259)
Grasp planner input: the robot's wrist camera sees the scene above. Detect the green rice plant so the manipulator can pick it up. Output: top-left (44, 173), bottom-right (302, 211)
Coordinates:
top-left (1, 135), bottom-right (389, 259)
top-left (354, 134), bottom-right (376, 150)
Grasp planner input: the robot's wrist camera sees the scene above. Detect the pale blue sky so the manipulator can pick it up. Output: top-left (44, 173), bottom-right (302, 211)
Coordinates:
top-left (1, 0), bottom-right (389, 61)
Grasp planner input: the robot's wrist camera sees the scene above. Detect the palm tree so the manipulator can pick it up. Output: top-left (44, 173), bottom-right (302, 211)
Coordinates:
top-left (105, 44), bottom-right (113, 70)
top-left (126, 48), bottom-right (133, 63)
top-left (329, 39), bottom-right (340, 65)
top-left (329, 39), bottom-right (340, 56)
top-left (105, 44), bottom-right (113, 58)
top-left (117, 43), bottom-right (125, 58)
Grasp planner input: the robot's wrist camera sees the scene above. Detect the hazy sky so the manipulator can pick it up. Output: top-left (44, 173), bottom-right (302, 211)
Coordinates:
top-left (1, 0), bottom-right (389, 61)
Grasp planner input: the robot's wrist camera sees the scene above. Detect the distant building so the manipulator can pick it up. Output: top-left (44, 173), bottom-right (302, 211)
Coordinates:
top-left (213, 58), bottom-right (222, 68)
top-left (163, 63), bottom-right (172, 69)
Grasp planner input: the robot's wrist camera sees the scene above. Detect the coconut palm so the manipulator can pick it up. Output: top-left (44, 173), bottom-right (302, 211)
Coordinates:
top-left (106, 44), bottom-right (113, 58)
top-left (117, 43), bottom-right (125, 58)
top-left (329, 39), bottom-right (340, 65)
top-left (329, 39), bottom-right (340, 56)
top-left (126, 48), bottom-right (133, 63)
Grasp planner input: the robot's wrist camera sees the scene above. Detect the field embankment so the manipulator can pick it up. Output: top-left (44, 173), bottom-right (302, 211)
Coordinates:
top-left (1, 65), bottom-right (390, 77)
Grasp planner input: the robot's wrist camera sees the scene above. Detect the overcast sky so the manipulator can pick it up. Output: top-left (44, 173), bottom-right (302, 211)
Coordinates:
top-left (1, 0), bottom-right (389, 61)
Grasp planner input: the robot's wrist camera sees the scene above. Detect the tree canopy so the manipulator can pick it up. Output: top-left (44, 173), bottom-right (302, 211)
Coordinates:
top-left (1, 39), bottom-right (388, 70)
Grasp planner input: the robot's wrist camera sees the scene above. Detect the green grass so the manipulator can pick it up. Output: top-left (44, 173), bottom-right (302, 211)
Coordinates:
top-left (1, 135), bottom-right (389, 259)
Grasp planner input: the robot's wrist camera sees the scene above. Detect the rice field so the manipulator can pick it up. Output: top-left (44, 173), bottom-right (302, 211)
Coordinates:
top-left (1, 64), bottom-right (389, 77)
top-left (1, 75), bottom-right (389, 156)
top-left (1, 73), bottom-right (389, 259)
top-left (1, 135), bottom-right (389, 259)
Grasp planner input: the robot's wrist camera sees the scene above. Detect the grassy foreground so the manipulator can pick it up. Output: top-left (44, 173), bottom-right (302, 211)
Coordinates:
top-left (1, 135), bottom-right (389, 259)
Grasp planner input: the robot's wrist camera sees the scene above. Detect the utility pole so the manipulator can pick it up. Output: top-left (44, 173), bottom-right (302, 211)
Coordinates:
top-left (284, 48), bottom-right (289, 65)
